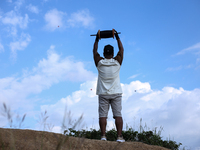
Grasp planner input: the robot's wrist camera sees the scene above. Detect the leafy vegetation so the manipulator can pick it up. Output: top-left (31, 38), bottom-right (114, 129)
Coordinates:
top-left (64, 127), bottom-right (182, 150)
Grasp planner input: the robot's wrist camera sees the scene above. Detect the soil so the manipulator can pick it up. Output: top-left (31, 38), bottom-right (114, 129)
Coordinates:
top-left (0, 128), bottom-right (170, 150)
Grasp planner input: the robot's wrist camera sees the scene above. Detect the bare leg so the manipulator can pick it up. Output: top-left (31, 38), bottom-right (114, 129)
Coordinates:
top-left (115, 117), bottom-right (123, 136)
top-left (99, 117), bottom-right (107, 136)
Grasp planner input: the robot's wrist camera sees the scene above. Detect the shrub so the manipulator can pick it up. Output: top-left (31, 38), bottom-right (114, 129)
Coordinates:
top-left (64, 127), bottom-right (182, 150)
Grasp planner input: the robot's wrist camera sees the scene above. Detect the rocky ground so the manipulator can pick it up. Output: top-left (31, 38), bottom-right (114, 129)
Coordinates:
top-left (0, 128), bottom-right (170, 150)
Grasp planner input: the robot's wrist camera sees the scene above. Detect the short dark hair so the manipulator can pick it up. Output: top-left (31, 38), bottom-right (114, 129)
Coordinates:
top-left (104, 44), bottom-right (114, 55)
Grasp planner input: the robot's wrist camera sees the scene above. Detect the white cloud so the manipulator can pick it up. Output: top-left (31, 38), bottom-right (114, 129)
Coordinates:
top-left (44, 9), bottom-right (95, 31)
top-left (35, 46), bottom-right (95, 82)
top-left (128, 74), bottom-right (140, 79)
top-left (0, 42), bottom-right (4, 53)
top-left (174, 42), bottom-right (200, 67)
top-left (176, 42), bottom-right (200, 56)
top-left (26, 4), bottom-right (39, 14)
top-left (39, 79), bottom-right (200, 149)
top-left (1, 10), bottom-right (29, 35)
top-left (166, 64), bottom-right (194, 72)
top-left (67, 9), bottom-right (94, 28)
top-left (10, 26), bottom-right (18, 36)
top-left (123, 86), bottom-right (200, 149)
top-left (44, 9), bottom-right (66, 31)
top-left (0, 46), bottom-right (95, 111)
top-left (1, 45), bottom-right (199, 148)
top-left (0, 49), bottom-right (95, 130)
top-left (0, 64), bottom-right (200, 149)
top-left (169, 42), bottom-right (200, 71)
top-left (166, 65), bottom-right (183, 72)
top-left (40, 78), bottom-right (98, 131)
top-left (39, 80), bottom-right (152, 132)
top-left (39, 80), bottom-right (152, 130)
top-left (1, 0), bottom-right (28, 37)
top-left (14, 0), bottom-right (24, 11)
top-left (9, 33), bottom-right (31, 59)
top-left (122, 80), bottom-right (151, 100)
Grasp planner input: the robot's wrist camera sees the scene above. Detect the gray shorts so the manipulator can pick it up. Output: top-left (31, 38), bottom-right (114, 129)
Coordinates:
top-left (98, 94), bottom-right (122, 119)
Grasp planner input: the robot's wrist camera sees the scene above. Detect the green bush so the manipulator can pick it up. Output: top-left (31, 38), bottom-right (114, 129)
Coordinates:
top-left (64, 127), bottom-right (182, 150)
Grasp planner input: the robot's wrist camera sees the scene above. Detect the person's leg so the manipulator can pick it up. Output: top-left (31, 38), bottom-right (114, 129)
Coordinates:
top-left (99, 117), bottom-right (107, 136)
top-left (98, 95), bottom-right (110, 138)
top-left (115, 117), bottom-right (123, 136)
top-left (110, 94), bottom-right (125, 142)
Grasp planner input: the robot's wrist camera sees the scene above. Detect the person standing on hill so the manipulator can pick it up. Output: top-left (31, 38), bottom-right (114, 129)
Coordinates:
top-left (93, 29), bottom-right (125, 142)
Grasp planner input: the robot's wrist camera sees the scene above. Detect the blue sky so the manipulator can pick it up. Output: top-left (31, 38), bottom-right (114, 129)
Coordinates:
top-left (0, 0), bottom-right (200, 149)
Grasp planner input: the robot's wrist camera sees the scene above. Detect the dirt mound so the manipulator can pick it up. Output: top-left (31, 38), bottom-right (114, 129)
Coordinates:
top-left (0, 128), bottom-right (169, 150)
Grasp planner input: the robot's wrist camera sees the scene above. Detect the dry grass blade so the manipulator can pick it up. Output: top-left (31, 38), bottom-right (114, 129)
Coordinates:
top-left (1, 103), bottom-right (13, 127)
top-left (19, 114), bottom-right (26, 128)
top-left (3, 103), bottom-right (7, 112)
top-left (72, 114), bottom-right (84, 129)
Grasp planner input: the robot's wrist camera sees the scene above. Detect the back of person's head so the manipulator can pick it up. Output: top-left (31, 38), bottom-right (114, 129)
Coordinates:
top-left (103, 44), bottom-right (114, 58)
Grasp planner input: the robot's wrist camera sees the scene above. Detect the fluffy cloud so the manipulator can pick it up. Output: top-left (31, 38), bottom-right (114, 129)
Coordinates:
top-left (0, 46), bottom-right (95, 110)
top-left (0, 3), bottom-right (31, 58)
top-left (35, 46), bottom-right (95, 82)
top-left (9, 33), bottom-right (31, 59)
top-left (1, 11), bottom-right (29, 29)
top-left (123, 87), bottom-right (200, 149)
top-left (39, 80), bottom-right (152, 132)
top-left (14, 0), bottom-right (24, 11)
top-left (67, 9), bottom-right (94, 28)
top-left (0, 1), bottom-right (31, 60)
top-left (26, 4), bottom-right (39, 14)
top-left (39, 79), bottom-right (200, 149)
top-left (122, 80), bottom-right (151, 101)
top-left (40, 78), bottom-right (98, 132)
top-left (1, 10), bottom-right (29, 36)
top-left (0, 46), bottom-right (199, 148)
top-left (44, 9), bottom-right (66, 31)
top-left (44, 9), bottom-right (95, 31)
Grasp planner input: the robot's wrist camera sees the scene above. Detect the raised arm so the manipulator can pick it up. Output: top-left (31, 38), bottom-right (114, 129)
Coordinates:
top-left (93, 34), bottom-right (103, 67)
top-left (114, 30), bottom-right (124, 65)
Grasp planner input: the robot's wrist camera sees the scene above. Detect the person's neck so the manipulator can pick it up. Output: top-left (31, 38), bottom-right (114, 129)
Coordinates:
top-left (105, 56), bottom-right (113, 59)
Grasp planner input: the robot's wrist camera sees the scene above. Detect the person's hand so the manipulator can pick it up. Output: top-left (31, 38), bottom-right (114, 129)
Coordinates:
top-left (114, 29), bottom-right (120, 40)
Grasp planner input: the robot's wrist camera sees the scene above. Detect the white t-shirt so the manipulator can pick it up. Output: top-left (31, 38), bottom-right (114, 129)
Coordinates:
top-left (96, 58), bottom-right (122, 95)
